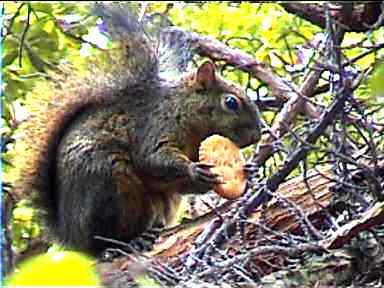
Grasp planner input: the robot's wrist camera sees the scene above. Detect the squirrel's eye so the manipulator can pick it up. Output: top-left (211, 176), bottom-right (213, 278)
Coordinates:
top-left (225, 96), bottom-right (239, 112)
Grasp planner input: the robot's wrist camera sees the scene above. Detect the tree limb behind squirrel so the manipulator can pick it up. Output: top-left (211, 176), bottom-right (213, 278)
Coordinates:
top-left (15, 3), bottom-right (262, 254)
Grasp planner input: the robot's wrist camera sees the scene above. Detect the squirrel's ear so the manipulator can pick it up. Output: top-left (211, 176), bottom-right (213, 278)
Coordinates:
top-left (196, 61), bottom-right (216, 90)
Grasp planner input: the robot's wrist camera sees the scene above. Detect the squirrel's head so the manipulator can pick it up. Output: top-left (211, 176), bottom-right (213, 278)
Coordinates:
top-left (187, 61), bottom-right (262, 148)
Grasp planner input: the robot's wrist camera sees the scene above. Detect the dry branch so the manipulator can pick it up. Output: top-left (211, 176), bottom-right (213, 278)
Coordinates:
top-left (182, 28), bottom-right (294, 102)
top-left (322, 201), bottom-right (384, 249)
top-left (281, 3), bottom-right (383, 32)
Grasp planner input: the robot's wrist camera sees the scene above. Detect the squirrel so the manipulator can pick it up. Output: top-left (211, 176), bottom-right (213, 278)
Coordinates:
top-left (15, 3), bottom-right (262, 254)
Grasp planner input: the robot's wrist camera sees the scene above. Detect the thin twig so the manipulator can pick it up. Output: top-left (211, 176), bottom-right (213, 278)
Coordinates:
top-left (18, 4), bottom-right (31, 67)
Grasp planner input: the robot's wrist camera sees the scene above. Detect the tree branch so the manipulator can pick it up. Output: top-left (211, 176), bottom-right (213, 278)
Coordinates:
top-left (281, 3), bottom-right (383, 32)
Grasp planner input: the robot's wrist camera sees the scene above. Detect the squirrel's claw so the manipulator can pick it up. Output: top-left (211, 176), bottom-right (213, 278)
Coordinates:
top-left (128, 237), bottom-right (154, 252)
top-left (141, 226), bottom-right (163, 242)
top-left (100, 227), bottom-right (163, 260)
top-left (190, 162), bottom-right (224, 185)
top-left (128, 225), bottom-right (164, 252)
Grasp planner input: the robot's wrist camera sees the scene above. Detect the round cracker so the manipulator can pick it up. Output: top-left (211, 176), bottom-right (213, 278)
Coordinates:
top-left (199, 135), bottom-right (246, 199)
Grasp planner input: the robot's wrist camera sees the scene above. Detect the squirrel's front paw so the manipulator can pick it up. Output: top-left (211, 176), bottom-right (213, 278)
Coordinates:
top-left (189, 162), bottom-right (223, 185)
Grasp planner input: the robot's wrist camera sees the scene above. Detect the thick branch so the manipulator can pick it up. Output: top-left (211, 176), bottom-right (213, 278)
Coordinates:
top-left (281, 3), bottom-right (383, 32)
top-left (322, 202), bottom-right (384, 249)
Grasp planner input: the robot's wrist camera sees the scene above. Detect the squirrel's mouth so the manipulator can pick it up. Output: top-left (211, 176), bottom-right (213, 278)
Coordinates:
top-left (230, 130), bottom-right (260, 149)
top-left (232, 121), bottom-right (261, 148)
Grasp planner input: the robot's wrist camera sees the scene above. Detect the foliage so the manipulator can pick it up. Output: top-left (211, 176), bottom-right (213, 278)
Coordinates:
top-left (11, 199), bottom-right (39, 251)
top-left (2, 2), bottom-right (98, 255)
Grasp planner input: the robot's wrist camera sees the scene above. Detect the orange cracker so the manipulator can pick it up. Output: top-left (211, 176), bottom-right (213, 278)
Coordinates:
top-left (199, 135), bottom-right (246, 199)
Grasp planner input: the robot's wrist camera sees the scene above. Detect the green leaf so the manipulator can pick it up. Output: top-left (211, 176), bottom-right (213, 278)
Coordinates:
top-left (3, 38), bottom-right (19, 66)
top-left (28, 21), bottom-right (59, 52)
top-left (3, 51), bottom-right (18, 67)
top-left (370, 63), bottom-right (384, 96)
top-left (30, 3), bottom-right (53, 15)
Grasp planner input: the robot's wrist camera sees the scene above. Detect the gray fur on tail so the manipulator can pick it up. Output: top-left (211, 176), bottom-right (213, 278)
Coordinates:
top-left (92, 2), bottom-right (195, 82)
